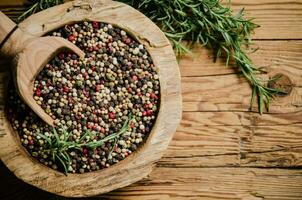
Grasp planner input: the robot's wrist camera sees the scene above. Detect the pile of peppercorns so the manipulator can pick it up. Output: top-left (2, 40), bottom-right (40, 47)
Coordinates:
top-left (6, 21), bottom-right (160, 174)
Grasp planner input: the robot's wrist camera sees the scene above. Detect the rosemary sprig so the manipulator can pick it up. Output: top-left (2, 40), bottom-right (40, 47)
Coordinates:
top-left (37, 114), bottom-right (134, 174)
top-left (120, 0), bottom-right (284, 113)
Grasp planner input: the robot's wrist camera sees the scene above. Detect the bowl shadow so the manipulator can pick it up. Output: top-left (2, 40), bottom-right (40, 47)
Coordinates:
top-left (0, 160), bottom-right (116, 200)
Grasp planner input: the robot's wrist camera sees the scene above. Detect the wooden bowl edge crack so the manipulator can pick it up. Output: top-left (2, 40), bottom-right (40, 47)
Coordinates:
top-left (0, 0), bottom-right (182, 197)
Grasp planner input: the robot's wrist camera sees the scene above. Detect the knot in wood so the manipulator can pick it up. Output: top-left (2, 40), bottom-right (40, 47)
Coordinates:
top-left (69, 1), bottom-right (93, 12)
top-left (268, 73), bottom-right (293, 97)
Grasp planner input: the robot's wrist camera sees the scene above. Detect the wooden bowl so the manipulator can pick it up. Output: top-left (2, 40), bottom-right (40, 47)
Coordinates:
top-left (0, 0), bottom-right (181, 197)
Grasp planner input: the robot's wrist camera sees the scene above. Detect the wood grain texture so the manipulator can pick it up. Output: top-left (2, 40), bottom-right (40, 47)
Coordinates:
top-left (180, 41), bottom-right (302, 77)
top-left (103, 167), bottom-right (302, 200)
top-left (0, 0), bottom-right (181, 198)
top-left (182, 76), bottom-right (302, 113)
top-left (0, 0), bottom-right (24, 6)
top-left (231, 0), bottom-right (302, 39)
top-left (160, 124), bottom-right (302, 168)
top-left (1, 162), bottom-right (302, 200)
top-left (0, 0), bottom-right (302, 199)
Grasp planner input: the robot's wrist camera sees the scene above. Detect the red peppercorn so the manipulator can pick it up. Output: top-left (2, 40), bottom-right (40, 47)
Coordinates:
top-left (124, 38), bottom-right (131, 44)
top-left (28, 140), bottom-right (34, 145)
top-left (58, 53), bottom-right (65, 59)
top-left (35, 89), bottom-right (41, 97)
top-left (83, 148), bottom-right (88, 155)
top-left (92, 125), bottom-right (97, 130)
top-left (150, 93), bottom-right (158, 99)
top-left (68, 35), bottom-right (75, 41)
top-left (108, 112), bottom-right (115, 119)
top-left (93, 46), bottom-right (99, 51)
top-left (92, 21), bottom-right (99, 29)
top-left (63, 86), bottom-right (69, 93)
top-left (146, 110), bottom-right (153, 116)
top-left (95, 85), bottom-right (102, 92)
top-left (124, 152), bottom-right (129, 157)
top-left (144, 104), bottom-right (149, 109)
top-left (142, 111), bottom-right (147, 116)
top-left (127, 87), bottom-right (132, 93)
top-left (100, 127), bottom-right (105, 133)
top-left (132, 75), bottom-right (138, 81)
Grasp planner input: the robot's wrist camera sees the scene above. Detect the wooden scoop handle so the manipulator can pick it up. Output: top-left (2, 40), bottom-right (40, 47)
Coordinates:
top-left (0, 11), bottom-right (33, 57)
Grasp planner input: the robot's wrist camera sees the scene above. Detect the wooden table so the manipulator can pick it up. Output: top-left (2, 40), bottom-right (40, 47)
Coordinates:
top-left (1, 0), bottom-right (302, 199)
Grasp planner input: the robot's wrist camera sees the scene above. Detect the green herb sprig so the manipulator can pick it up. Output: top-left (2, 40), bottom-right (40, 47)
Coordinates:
top-left (37, 115), bottom-right (134, 174)
top-left (119, 0), bottom-right (284, 113)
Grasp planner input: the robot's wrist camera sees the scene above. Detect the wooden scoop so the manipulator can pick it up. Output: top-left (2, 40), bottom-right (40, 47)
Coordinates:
top-left (0, 12), bottom-right (85, 126)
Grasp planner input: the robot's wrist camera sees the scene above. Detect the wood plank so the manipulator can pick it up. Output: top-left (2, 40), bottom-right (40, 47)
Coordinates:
top-left (180, 41), bottom-right (302, 77)
top-left (102, 168), bottom-right (302, 200)
top-left (1, 0), bottom-right (302, 39)
top-left (181, 76), bottom-right (302, 113)
top-left (180, 111), bottom-right (302, 126)
top-left (0, 0), bottom-right (24, 7)
top-left (1, 164), bottom-right (302, 200)
top-left (160, 124), bottom-right (302, 168)
top-left (0, 7), bottom-right (24, 21)
top-left (232, 0), bottom-right (302, 39)
top-left (179, 41), bottom-right (302, 113)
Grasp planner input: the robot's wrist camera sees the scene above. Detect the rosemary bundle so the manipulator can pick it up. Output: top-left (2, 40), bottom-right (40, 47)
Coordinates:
top-left (120, 0), bottom-right (283, 113)
top-left (19, 0), bottom-right (283, 113)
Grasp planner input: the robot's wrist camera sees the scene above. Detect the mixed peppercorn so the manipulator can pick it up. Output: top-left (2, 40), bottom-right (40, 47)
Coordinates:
top-left (6, 21), bottom-right (160, 174)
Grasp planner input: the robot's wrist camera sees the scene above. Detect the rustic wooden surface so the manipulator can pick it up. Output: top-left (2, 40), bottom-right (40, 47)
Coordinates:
top-left (0, 0), bottom-right (302, 199)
